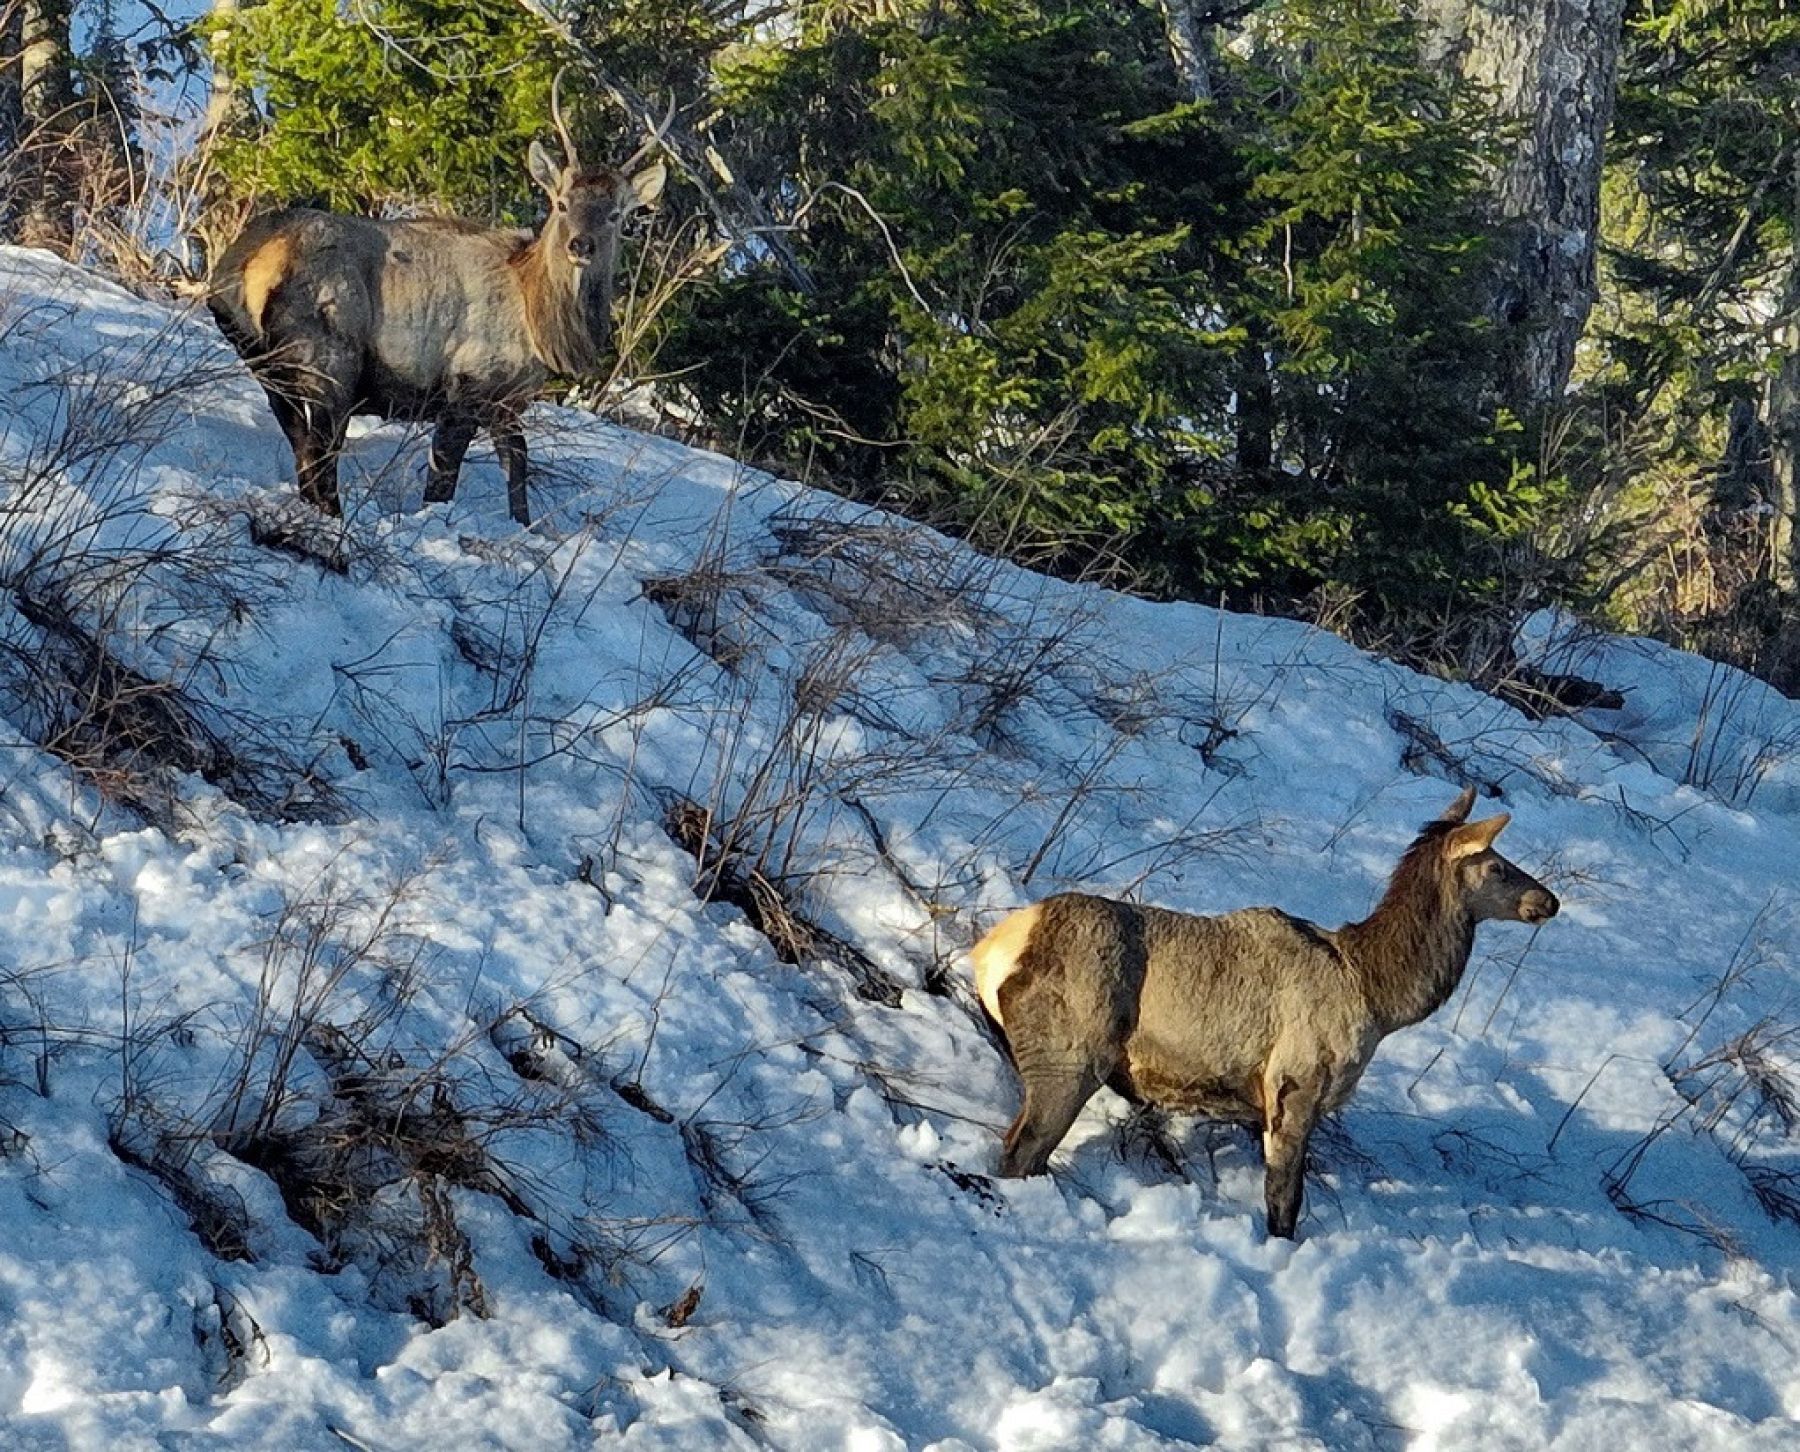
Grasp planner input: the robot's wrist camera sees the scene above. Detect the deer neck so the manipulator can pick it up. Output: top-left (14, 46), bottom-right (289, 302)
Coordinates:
top-left (516, 231), bottom-right (611, 378)
top-left (1334, 871), bottom-right (1476, 1034)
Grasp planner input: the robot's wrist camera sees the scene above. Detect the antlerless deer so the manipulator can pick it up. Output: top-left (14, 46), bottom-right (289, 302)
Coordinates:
top-left (971, 787), bottom-right (1558, 1238)
top-left (207, 74), bottom-right (669, 525)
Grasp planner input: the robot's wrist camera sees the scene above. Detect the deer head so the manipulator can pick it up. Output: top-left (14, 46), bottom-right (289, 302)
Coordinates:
top-left (1438, 788), bottom-right (1559, 925)
top-left (526, 71), bottom-right (671, 280)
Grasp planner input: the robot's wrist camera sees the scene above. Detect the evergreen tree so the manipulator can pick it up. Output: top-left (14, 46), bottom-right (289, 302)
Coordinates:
top-left (212, 0), bottom-right (560, 215)
top-left (674, 0), bottom-right (1238, 570)
top-left (1602, 0), bottom-right (1800, 597)
top-left (670, 0), bottom-right (1534, 627)
top-left (204, 0), bottom-right (1579, 647)
top-left (1190, 0), bottom-right (1526, 617)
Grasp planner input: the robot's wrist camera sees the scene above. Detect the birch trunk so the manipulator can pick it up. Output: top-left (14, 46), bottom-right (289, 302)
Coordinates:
top-left (1418, 0), bottom-right (1625, 412)
top-left (17, 0), bottom-right (73, 251)
top-left (201, 0), bottom-right (242, 142)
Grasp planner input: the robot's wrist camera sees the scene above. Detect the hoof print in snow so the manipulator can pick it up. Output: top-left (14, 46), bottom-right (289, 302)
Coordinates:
top-left (719, 1384), bottom-right (767, 1435)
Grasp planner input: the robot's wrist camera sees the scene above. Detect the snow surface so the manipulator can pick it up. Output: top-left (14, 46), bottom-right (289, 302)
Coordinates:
top-left (2, 246), bottom-right (1800, 1449)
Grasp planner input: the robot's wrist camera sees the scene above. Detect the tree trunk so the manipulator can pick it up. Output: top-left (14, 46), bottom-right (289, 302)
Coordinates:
top-left (17, 0), bottom-right (75, 252)
top-left (201, 0), bottom-right (242, 141)
top-left (1234, 337), bottom-right (1273, 476)
top-left (1158, 0), bottom-right (1214, 103)
top-left (1, 1), bottom-right (23, 240)
top-left (1767, 150), bottom-right (1800, 593)
top-left (1418, 0), bottom-right (1625, 413)
top-left (1718, 394), bottom-right (1772, 516)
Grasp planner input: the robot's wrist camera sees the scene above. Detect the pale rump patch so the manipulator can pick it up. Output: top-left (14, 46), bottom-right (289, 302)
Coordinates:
top-left (241, 234), bottom-right (296, 335)
top-left (970, 902), bottom-right (1043, 1026)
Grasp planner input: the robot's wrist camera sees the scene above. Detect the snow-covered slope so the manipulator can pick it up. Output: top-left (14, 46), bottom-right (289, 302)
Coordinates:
top-left (2, 247), bottom-right (1800, 1450)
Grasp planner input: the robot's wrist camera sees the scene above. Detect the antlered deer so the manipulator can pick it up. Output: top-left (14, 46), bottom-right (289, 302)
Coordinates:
top-left (207, 75), bottom-right (668, 525)
top-left (971, 788), bottom-right (1558, 1238)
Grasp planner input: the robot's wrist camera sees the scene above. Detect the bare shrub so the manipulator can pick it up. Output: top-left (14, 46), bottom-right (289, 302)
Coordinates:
top-left (1594, 916), bottom-right (1800, 1247)
top-left (574, 209), bottom-right (735, 415)
top-left (1387, 708), bottom-right (1509, 799)
top-left (1113, 1103), bottom-right (1191, 1182)
top-left (764, 504), bottom-right (1000, 648)
top-left (641, 552), bottom-right (767, 674)
top-left (1742, 1164), bottom-right (1800, 1227)
top-left (0, 302), bottom-right (344, 821)
top-left (0, 960), bottom-right (59, 1099)
top-left (1677, 659), bottom-right (1800, 807)
top-left (679, 1116), bottom-right (786, 1234)
top-left (664, 792), bottom-right (905, 1006)
top-left (236, 496), bottom-right (351, 577)
top-left (339, 509), bottom-right (732, 830)
top-left (1, 583), bottom-right (341, 823)
top-left (1668, 1020), bottom-right (1800, 1155)
top-left (0, 23), bottom-right (246, 296)
top-left (108, 1109), bottom-right (255, 1263)
top-left (209, 862), bottom-right (435, 1149)
top-left (189, 869), bottom-right (500, 1323)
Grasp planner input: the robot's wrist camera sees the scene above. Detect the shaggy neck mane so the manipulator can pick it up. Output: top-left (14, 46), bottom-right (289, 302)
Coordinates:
top-left (1334, 821), bottom-right (1475, 1032)
top-left (513, 233), bottom-right (610, 378)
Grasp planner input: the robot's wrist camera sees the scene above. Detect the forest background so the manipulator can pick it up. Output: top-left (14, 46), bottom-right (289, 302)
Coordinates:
top-left (3, 0), bottom-right (1793, 690)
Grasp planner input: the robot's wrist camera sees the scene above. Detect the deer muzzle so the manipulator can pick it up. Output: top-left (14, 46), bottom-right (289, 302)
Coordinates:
top-left (1519, 888), bottom-right (1559, 924)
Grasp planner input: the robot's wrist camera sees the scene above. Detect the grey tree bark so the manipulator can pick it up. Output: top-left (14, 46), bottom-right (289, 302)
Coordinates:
top-left (1418, 0), bottom-right (1625, 413)
top-left (201, 0), bottom-right (243, 143)
top-left (1767, 150), bottom-right (1800, 593)
top-left (1, 2), bottom-right (22, 238)
top-left (1158, 0), bottom-right (1214, 103)
top-left (17, 0), bottom-right (74, 251)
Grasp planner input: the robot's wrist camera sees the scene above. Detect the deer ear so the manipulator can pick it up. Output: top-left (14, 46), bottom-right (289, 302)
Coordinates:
top-left (626, 161), bottom-right (667, 210)
top-left (527, 140), bottom-right (562, 195)
top-left (1440, 785), bottom-right (1478, 824)
top-left (1447, 813), bottom-right (1510, 858)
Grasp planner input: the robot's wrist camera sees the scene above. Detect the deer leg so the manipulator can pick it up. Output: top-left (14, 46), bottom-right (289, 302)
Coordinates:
top-left (259, 386), bottom-right (341, 517)
top-left (991, 936), bottom-right (1130, 1178)
top-left (1260, 1063), bottom-right (1328, 1240)
top-left (424, 414), bottom-right (479, 506)
top-left (999, 1061), bottom-right (1100, 1178)
top-left (290, 403), bottom-right (346, 518)
top-left (492, 415), bottom-right (531, 526)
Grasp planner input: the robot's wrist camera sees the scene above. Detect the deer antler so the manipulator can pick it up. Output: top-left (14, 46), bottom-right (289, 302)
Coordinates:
top-left (550, 66), bottom-right (580, 166)
top-left (611, 89), bottom-right (678, 174)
